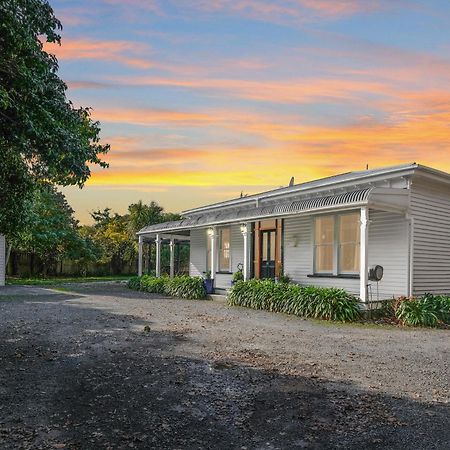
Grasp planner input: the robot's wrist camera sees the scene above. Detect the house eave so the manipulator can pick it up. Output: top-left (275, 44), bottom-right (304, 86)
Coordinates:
top-left (138, 187), bottom-right (410, 237)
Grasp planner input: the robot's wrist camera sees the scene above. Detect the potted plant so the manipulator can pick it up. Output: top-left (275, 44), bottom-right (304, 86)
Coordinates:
top-left (277, 265), bottom-right (291, 284)
top-left (231, 264), bottom-right (244, 285)
top-left (204, 270), bottom-right (214, 294)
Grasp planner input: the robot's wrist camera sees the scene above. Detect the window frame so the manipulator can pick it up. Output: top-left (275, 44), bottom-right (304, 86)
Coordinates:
top-left (218, 227), bottom-right (232, 273)
top-left (313, 215), bottom-right (335, 275)
top-left (337, 212), bottom-right (360, 275)
top-left (313, 212), bottom-right (360, 276)
top-left (206, 231), bottom-right (211, 273)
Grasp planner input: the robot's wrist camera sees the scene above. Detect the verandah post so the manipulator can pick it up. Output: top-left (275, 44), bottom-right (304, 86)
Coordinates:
top-left (169, 237), bottom-right (175, 278)
top-left (155, 234), bottom-right (161, 277)
top-left (242, 223), bottom-right (250, 281)
top-left (360, 207), bottom-right (369, 302)
top-left (210, 227), bottom-right (217, 281)
top-left (138, 235), bottom-right (143, 277)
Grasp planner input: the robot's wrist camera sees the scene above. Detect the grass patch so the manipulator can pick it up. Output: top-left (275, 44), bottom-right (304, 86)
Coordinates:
top-left (6, 275), bottom-right (131, 286)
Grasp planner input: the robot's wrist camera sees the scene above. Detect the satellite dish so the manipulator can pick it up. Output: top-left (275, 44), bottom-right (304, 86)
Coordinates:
top-left (368, 265), bottom-right (383, 282)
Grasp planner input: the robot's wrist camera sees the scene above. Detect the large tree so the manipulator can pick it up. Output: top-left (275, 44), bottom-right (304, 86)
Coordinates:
top-left (0, 0), bottom-right (109, 236)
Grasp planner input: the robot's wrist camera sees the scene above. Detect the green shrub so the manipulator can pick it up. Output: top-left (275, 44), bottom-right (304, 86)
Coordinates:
top-left (140, 274), bottom-right (167, 294)
top-left (164, 275), bottom-right (206, 300)
top-left (228, 279), bottom-right (360, 322)
top-left (392, 294), bottom-right (450, 327)
top-left (127, 276), bottom-right (142, 290)
top-left (422, 293), bottom-right (450, 324)
top-left (127, 275), bottom-right (207, 300)
top-left (394, 297), bottom-right (439, 327)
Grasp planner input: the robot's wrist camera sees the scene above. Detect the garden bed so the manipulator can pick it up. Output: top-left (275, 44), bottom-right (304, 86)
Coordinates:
top-left (228, 280), bottom-right (450, 328)
top-left (128, 275), bottom-right (207, 300)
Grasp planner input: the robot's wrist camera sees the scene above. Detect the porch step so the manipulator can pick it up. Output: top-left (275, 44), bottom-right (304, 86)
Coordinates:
top-left (208, 294), bottom-right (228, 303)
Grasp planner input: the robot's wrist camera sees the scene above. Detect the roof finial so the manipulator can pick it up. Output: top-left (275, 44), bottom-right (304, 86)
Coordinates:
top-left (289, 176), bottom-right (295, 186)
top-left (366, 163), bottom-right (369, 170)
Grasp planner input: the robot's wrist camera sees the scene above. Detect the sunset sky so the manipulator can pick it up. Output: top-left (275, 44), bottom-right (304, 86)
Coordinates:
top-left (49, 0), bottom-right (450, 223)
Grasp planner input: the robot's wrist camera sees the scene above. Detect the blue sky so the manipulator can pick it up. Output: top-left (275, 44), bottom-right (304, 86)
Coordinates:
top-left (48, 0), bottom-right (450, 223)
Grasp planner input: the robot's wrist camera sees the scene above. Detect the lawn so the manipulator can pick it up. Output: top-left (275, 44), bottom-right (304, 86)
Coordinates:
top-left (6, 275), bottom-right (131, 286)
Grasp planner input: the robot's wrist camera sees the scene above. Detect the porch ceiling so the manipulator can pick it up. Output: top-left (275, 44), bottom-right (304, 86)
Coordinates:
top-left (137, 187), bottom-right (409, 236)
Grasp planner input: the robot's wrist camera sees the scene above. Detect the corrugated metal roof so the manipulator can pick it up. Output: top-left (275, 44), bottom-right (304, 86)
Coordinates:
top-left (138, 188), bottom-right (372, 235)
top-left (183, 162), bottom-right (419, 215)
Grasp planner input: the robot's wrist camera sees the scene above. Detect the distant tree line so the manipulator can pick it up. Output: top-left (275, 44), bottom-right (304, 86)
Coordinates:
top-left (7, 186), bottom-right (189, 278)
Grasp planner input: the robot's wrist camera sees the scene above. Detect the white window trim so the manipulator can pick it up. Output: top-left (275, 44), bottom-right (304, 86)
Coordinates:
top-left (313, 213), bottom-right (360, 275)
top-left (337, 213), bottom-right (360, 275)
top-left (313, 215), bottom-right (335, 275)
top-left (206, 232), bottom-right (211, 273)
top-left (218, 227), bottom-right (232, 273)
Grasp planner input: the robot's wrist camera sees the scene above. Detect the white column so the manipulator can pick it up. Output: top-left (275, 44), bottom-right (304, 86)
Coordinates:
top-left (169, 238), bottom-right (175, 278)
top-left (242, 223), bottom-right (251, 281)
top-left (155, 234), bottom-right (161, 277)
top-left (210, 228), bottom-right (217, 280)
top-left (138, 235), bottom-right (143, 277)
top-left (360, 207), bottom-right (369, 302)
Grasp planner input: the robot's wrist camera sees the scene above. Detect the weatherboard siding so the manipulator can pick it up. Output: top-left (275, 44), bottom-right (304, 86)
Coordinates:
top-left (283, 215), bottom-right (360, 295)
top-left (283, 210), bottom-right (408, 299)
top-left (367, 211), bottom-right (408, 300)
top-left (189, 225), bottom-right (244, 289)
top-left (189, 229), bottom-right (206, 277)
top-left (410, 180), bottom-right (450, 296)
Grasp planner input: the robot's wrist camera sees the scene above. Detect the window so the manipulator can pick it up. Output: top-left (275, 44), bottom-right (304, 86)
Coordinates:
top-left (314, 216), bottom-right (334, 273)
top-left (206, 232), bottom-right (211, 272)
top-left (219, 228), bottom-right (231, 272)
top-left (339, 213), bottom-right (360, 274)
top-left (314, 213), bottom-right (360, 275)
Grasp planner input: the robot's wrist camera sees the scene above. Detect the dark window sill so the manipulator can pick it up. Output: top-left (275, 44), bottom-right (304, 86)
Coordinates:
top-left (307, 274), bottom-right (360, 279)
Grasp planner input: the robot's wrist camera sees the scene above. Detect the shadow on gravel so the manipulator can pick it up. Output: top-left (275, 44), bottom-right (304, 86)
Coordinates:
top-left (0, 295), bottom-right (448, 450)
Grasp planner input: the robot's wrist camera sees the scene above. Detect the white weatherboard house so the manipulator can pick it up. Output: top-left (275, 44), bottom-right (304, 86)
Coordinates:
top-left (137, 163), bottom-right (450, 303)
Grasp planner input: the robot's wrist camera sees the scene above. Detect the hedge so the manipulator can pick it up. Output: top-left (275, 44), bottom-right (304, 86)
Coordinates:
top-left (127, 275), bottom-right (207, 300)
top-left (228, 279), bottom-right (361, 322)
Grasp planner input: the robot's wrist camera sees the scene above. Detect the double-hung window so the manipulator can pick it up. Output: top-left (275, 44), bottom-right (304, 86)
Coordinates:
top-left (219, 228), bottom-right (231, 272)
top-left (338, 213), bottom-right (360, 274)
top-left (314, 216), bottom-right (334, 273)
top-left (206, 233), bottom-right (212, 272)
top-left (314, 213), bottom-right (360, 275)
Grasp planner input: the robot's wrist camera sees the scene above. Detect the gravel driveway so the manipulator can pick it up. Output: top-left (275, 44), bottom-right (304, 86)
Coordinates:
top-left (0, 283), bottom-right (449, 449)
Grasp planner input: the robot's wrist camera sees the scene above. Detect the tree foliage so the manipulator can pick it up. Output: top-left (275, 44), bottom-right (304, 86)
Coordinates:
top-left (0, 0), bottom-right (109, 235)
top-left (83, 201), bottom-right (182, 273)
top-left (12, 185), bottom-right (97, 274)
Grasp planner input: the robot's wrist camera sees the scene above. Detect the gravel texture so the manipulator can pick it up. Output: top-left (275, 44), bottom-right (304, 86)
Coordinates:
top-left (0, 282), bottom-right (449, 449)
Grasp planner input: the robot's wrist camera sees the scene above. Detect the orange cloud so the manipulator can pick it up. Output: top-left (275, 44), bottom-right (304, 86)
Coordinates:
top-left (43, 39), bottom-right (154, 69)
top-left (87, 93), bottom-right (450, 190)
